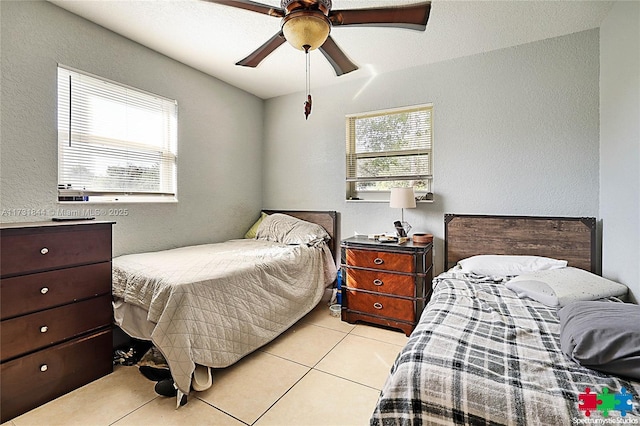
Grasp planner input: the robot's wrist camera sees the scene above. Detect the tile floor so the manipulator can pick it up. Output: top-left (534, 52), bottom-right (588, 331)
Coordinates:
top-left (4, 304), bottom-right (408, 426)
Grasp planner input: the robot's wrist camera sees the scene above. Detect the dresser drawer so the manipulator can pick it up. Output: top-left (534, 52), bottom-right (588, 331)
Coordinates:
top-left (346, 290), bottom-right (415, 323)
top-left (1, 295), bottom-right (112, 362)
top-left (346, 268), bottom-right (415, 297)
top-left (1, 329), bottom-right (112, 423)
top-left (0, 262), bottom-right (111, 320)
top-left (0, 224), bottom-right (112, 277)
top-left (346, 248), bottom-right (414, 273)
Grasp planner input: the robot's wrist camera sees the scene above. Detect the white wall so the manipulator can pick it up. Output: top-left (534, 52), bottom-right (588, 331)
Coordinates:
top-left (4, 2), bottom-right (626, 294)
top-left (0, 1), bottom-right (264, 256)
top-left (600, 1), bottom-right (640, 303)
top-left (263, 30), bottom-right (600, 274)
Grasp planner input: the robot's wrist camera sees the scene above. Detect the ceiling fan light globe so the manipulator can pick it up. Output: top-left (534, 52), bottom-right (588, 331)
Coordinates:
top-left (282, 14), bottom-right (330, 51)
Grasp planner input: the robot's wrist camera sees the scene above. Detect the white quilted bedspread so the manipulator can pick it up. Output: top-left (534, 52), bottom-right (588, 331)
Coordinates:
top-left (112, 239), bottom-right (336, 393)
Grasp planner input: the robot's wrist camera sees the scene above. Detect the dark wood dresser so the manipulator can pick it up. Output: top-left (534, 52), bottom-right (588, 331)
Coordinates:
top-left (341, 236), bottom-right (433, 336)
top-left (0, 220), bottom-right (114, 422)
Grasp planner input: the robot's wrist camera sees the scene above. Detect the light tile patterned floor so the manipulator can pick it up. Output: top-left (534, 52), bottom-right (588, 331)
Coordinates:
top-left (4, 304), bottom-right (408, 426)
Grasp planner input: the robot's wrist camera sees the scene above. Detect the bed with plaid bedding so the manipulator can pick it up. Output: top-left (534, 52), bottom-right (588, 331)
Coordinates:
top-left (371, 270), bottom-right (640, 425)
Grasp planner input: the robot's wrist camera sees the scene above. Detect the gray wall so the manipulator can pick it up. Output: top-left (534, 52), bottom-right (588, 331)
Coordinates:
top-left (263, 29), bottom-right (600, 275)
top-left (600, 0), bottom-right (640, 302)
top-left (0, 1), bottom-right (264, 256)
top-left (4, 2), bottom-right (635, 302)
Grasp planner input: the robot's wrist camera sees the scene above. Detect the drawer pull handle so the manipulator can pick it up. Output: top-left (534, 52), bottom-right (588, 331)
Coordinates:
top-left (373, 302), bottom-right (383, 310)
top-left (40, 364), bottom-right (48, 372)
top-left (40, 326), bottom-right (48, 333)
top-left (373, 258), bottom-right (384, 265)
top-left (40, 287), bottom-right (49, 294)
top-left (40, 247), bottom-right (49, 255)
top-left (373, 279), bottom-right (383, 286)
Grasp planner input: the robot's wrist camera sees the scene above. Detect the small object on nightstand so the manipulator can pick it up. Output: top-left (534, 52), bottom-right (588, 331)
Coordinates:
top-left (378, 235), bottom-right (397, 243)
top-left (398, 237), bottom-right (409, 245)
top-left (412, 233), bottom-right (433, 244)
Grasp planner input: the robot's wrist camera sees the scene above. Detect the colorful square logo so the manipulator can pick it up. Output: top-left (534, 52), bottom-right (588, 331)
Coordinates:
top-left (578, 387), bottom-right (635, 417)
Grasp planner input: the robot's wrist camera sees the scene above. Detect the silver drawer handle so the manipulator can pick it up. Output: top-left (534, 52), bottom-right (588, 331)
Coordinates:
top-left (373, 302), bottom-right (383, 310)
top-left (40, 326), bottom-right (48, 333)
top-left (373, 279), bottom-right (383, 286)
top-left (40, 247), bottom-right (49, 255)
top-left (373, 258), bottom-right (384, 265)
top-left (40, 364), bottom-right (48, 372)
top-left (40, 287), bottom-right (49, 294)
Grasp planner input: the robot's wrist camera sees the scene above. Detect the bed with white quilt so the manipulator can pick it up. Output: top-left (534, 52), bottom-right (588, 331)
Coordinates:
top-left (371, 214), bottom-right (640, 425)
top-left (112, 211), bottom-right (337, 396)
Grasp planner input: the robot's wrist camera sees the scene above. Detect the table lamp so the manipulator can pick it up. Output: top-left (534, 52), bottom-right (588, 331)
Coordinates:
top-left (389, 187), bottom-right (416, 237)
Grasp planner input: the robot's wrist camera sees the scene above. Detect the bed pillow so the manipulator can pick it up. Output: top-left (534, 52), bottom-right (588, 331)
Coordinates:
top-left (255, 213), bottom-right (330, 246)
top-left (457, 255), bottom-right (567, 276)
top-left (244, 212), bottom-right (268, 239)
top-left (506, 267), bottom-right (628, 307)
top-left (559, 301), bottom-right (640, 379)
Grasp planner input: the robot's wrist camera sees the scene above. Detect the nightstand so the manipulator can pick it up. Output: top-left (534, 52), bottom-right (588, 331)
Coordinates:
top-left (340, 236), bottom-right (433, 336)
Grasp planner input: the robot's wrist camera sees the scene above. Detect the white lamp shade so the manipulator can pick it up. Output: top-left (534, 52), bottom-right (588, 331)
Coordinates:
top-left (389, 187), bottom-right (416, 209)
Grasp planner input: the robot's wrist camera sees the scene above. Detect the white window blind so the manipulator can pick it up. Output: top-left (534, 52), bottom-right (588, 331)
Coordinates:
top-left (57, 66), bottom-right (178, 201)
top-left (346, 104), bottom-right (432, 200)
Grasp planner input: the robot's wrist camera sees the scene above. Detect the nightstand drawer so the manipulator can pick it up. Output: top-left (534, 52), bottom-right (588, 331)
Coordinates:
top-left (0, 225), bottom-right (112, 277)
top-left (346, 290), bottom-right (415, 323)
top-left (346, 248), bottom-right (414, 273)
top-left (1, 295), bottom-right (112, 362)
top-left (346, 269), bottom-right (414, 297)
top-left (0, 262), bottom-right (112, 320)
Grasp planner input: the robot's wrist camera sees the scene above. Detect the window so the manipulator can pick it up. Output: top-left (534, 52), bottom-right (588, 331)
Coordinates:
top-left (345, 104), bottom-right (432, 201)
top-left (57, 66), bottom-right (178, 202)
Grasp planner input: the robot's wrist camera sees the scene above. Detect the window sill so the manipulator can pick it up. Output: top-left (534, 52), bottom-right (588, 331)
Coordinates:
top-left (346, 199), bottom-right (434, 204)
top-left (58, 195), bottom-right (178, 204)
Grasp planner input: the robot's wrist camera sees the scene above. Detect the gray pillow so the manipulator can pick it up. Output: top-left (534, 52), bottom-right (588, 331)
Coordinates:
top-left (559, 301), bottom-right (640, 379)
top-left (255, 213), bottom-right (329, 246)
top-left (506, 267), bottom-right (628, 307)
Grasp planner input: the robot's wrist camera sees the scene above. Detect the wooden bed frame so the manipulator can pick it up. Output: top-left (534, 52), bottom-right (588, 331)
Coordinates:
top-left (444, 214), bottom-right (596, 273)
top-left (263, 210), bottom-right (339, 264)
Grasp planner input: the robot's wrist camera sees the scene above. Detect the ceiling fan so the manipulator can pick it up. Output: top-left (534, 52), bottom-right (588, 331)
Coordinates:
top-left (203, 0), bottom-right (432, 76)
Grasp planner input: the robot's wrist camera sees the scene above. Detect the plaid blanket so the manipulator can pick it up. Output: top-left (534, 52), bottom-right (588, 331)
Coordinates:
top-left (371, 271), bottom-right (640, 425)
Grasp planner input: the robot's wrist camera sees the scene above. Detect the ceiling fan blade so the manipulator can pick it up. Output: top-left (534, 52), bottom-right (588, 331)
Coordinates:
top-left (201, 0), bottom-right (285, 18)
top-left (318, 36), bottom-right (358, 76)
top-left (329, 1), bottom-right (431, 31)
top-left (236, 31), bottom-right (286, 68)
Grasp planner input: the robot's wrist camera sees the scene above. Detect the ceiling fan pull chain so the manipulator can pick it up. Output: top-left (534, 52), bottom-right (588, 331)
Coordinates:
top-left (304, 45), bottom-right (312, 120)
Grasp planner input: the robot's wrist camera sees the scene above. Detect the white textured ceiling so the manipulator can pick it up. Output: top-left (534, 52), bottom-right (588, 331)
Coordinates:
top-left (49, 0), bottom-right (614, 99)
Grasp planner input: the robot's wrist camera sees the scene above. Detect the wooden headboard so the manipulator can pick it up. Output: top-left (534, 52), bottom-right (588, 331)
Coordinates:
top-left (444, 214), bottom-right (596, 273)
top-left (263, 210), bottom-right (339, 264)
